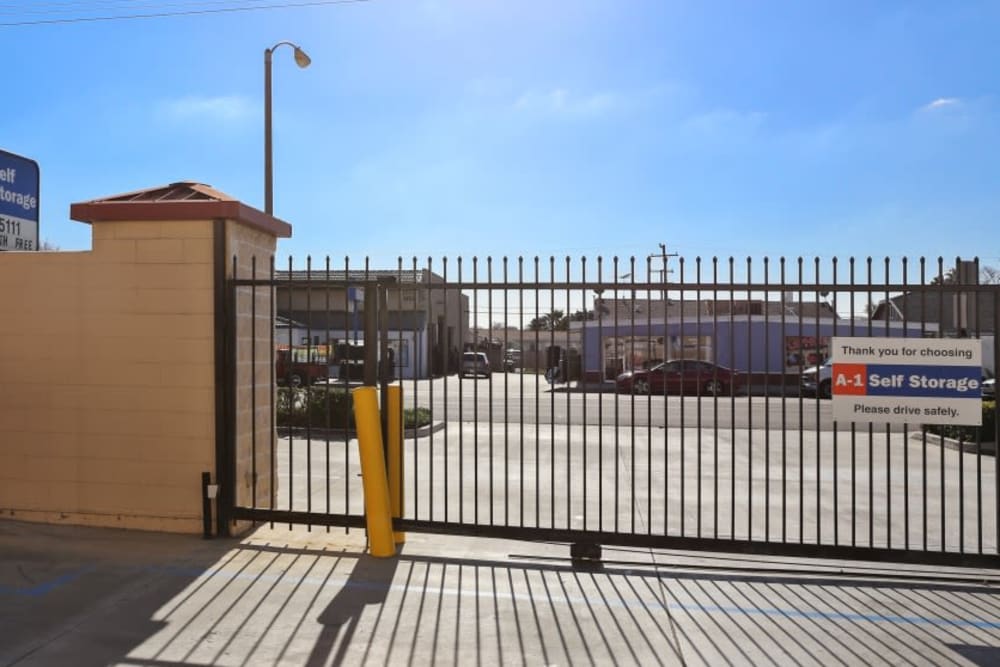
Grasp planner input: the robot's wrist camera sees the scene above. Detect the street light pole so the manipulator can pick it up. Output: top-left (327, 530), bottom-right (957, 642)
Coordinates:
top-left (264, 41), bottom-right (311, 216)
top-left (264, 47), bottom-right (273, 215)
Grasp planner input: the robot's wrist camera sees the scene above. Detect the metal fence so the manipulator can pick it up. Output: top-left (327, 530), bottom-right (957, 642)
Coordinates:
top-left (223, 255), bottom-right (1000, 567)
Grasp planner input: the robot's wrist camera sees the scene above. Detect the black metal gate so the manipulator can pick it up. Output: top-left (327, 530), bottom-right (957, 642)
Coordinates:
top-left (220, 255), bottom-right (1000, 568)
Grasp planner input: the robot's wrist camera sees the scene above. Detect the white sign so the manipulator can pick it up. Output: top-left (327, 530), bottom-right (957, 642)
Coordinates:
top-left (831, 336), bottom-right (983, 425)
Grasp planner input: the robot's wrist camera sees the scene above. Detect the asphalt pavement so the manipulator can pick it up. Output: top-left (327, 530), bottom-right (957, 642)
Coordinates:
top-left (400, 375), bottom-right (838, 430)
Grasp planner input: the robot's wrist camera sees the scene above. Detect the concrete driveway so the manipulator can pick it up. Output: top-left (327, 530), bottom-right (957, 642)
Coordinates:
top-left (3, 519), bottom-right (1000, 666)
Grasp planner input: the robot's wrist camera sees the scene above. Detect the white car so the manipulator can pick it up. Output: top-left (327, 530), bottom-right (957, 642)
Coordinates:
top-left (800, 358), bottom-right (833, 398)
top-left (460, 351), bottom-right (491, 378)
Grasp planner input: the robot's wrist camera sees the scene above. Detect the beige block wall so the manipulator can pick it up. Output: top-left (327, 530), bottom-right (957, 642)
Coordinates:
top-left (228, 222), bottom-right (279, 512)
top-left (0, 217), bottom-right (271, 533)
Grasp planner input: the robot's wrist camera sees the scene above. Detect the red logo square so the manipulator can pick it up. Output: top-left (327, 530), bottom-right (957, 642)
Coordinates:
top-left (832, 363), bottom-right (868, 396)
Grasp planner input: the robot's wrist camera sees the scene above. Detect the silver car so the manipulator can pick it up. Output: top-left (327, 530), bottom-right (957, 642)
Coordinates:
top-left (461, 351), bottom-right (491, 378)
top-left (800, 358), bottom-right (833, 398)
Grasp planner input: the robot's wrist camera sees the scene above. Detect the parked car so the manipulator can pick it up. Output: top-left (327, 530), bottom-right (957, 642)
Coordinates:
top-left (461, 351), bottom-right (492, 378)
top-left (800, 358), bottom-right (834, 398)
top-left (615, 360), bottom-right (740, 395)
top-left (983, 377), bottom-right (995, 401)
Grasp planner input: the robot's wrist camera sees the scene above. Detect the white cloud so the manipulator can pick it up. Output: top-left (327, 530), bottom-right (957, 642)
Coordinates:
top-left (159, 95), bottom-right (254, 123)
top-left (921, 97), bottom-right (961, 112)
top-left (513, 88), bottom-right (621, 117)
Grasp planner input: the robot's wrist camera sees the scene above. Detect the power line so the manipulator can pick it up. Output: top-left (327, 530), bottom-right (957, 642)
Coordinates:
top-left (0, 0), bottom-right (370, 26)
top-left (0, 0), bottom-right (278, 16)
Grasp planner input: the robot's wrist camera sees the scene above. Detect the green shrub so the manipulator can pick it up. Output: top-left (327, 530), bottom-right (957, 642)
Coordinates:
top-left (404, 407), bottom-right (432, 429)
top-left (277, 387), bottom-right (354, 428)
top-left (276, 388), bottom-right (434, 431)
top-left (926, 401), bottom-right (997, 442)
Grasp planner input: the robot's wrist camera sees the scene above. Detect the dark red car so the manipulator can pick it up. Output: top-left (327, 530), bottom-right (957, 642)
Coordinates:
top-left (615, 360), bottom-right (742, 396)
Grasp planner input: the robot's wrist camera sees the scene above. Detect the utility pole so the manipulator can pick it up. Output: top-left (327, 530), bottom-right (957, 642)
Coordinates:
top-left (648, 243), bottom-right (678, 302)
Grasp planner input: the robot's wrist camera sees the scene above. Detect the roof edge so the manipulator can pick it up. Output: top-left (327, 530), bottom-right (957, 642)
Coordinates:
top-left (70, 199), bottom-right (292, 239)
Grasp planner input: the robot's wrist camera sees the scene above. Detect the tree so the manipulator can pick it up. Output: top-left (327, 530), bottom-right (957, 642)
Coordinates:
top-left (981, 266), bottom-right (1000, 285)
top-left (566, 309), bottom-right (595, 324)
top-left (929, 263), bottom-right (999, 285)
top-left (528, 309), bottom-right (594, 331)
top-left (528, 309), bottom-right (565, 331)
top-left (929, 267), bottom-right (957, 285)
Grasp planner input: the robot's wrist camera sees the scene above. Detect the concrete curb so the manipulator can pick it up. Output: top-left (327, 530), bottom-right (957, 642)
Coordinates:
top-left (909, 429), bottom-right (996, 455)
top-left (279, 420), bottom-right (446, 441)
top-left (560, 382), bottom-right (801, 397)
top-left (404, 420), bottom-right (446, 439)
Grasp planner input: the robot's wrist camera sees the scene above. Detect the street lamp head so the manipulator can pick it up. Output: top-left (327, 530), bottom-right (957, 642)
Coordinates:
top-left (293, 46), bottom-right (311, 69)
top-left (266, 40), bottom-right (312, 68)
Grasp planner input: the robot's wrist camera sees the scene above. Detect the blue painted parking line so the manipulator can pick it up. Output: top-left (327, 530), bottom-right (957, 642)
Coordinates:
top-left (0, 565), bottom-right (95, 597)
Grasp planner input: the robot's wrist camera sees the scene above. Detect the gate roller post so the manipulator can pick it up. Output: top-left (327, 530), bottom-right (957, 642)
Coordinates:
top-left (387, 385), bottom-right (406, 544)
top-left (352, 386), bottom-right (396, 558)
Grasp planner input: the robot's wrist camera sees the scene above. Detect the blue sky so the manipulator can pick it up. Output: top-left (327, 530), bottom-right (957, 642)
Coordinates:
top-left (3, 0), bottom-right (999, 275)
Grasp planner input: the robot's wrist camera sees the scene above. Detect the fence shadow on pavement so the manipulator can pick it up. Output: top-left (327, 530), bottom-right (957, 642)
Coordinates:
top-left (5, 521), bottom-right (1000, 666)
top-left (128, 528), bottom-right (1000, 666)
top-left (306, 548), bottom-right (400, 666)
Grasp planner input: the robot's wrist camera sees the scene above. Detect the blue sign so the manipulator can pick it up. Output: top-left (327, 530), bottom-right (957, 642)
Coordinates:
top-left (837, 364), bottom-right (981, 398)
top-left (0, 148), bottom-right (40, 251)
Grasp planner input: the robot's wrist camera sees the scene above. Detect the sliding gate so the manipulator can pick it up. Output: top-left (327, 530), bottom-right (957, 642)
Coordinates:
top-left (222, 255), bottom-right (1000, 568)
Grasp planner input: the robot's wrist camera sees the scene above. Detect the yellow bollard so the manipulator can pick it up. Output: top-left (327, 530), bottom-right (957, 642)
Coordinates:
top-left (351, 386), bottom-right (396, 558)
top-left (387, 385), bottom-right (406, 544)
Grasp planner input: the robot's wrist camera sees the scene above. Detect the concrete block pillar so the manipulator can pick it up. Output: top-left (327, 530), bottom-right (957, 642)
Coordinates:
top-left (0, 182), bottom-right (290, 534)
